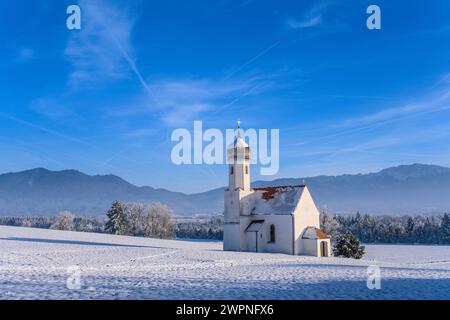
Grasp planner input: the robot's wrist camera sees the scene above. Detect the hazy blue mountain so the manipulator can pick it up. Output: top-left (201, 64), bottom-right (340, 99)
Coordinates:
top-left (251, 164), bottom-right (450, 215)
top-left (0, 168), bottom-right (197, 216)
top-left (0, 164), bottom-right (449, 216)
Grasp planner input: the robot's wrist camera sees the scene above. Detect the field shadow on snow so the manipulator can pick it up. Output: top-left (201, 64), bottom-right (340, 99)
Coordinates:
top-left (139, 277), bottom-right (450, 300)
top-left (286, 277), bottom-right (450, 300)
top-left (273, 262), bottom-right (450, 274)
top-left (66, 276), bottom-right (450, 300)
top-left (0, 237), bottom-right (154, 248)
top-left (1, 272), bottom-right (449, 299)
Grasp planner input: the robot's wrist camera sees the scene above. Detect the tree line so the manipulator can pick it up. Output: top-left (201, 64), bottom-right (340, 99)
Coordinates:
top-left (1, 204), bottom-right (449, 244)
top-left (0, 213), bottom-right (105, 233)
top-left (321, 211), bottom-right (450, 244)
top-left (176, 215), bottom-right (223, 240)
top-left (0, 201), bottom-right (223, 240)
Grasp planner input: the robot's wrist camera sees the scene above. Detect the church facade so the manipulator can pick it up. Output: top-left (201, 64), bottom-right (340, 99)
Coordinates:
top-left (223, 122), bottom-right (331, 257)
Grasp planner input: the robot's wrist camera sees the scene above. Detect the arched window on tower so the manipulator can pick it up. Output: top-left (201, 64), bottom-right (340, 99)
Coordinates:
top-left (269, 224), bottom-right (275, 243)
top-left (245, 165), bottom-right (248, 174)
top-left (230, 165), bottom-right (234, 175)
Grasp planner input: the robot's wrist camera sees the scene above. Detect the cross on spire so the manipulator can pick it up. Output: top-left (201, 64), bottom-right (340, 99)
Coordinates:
top-left (237, 119), bottom-right (241, 138)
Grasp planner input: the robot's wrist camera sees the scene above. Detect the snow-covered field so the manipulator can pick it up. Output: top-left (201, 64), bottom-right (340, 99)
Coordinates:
top-left (0, 225), bottom-right (449, 300)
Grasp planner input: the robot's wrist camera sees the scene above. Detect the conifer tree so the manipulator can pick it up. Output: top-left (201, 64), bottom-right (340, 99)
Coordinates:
top-left (333, 231), bottom-right (365, 259)
top-left (441, 213), bottom-right (450, 244)
top-left (105, 200), bottom-right (128, 235)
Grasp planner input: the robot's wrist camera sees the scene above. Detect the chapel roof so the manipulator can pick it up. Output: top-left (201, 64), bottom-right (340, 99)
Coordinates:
top-left (245, 220), bottom-right (265, 232)
top-left (302, 227), bottom-right (330, 239)
top-left (251, 185), bottom-right (306, 215)
top-left (228, 136), bottom-right (249, 149)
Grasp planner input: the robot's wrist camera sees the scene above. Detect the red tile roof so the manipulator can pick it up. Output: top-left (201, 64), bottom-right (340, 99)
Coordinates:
top-left (253, 185), bottom-right (306, 200)
top-left (302, 226), bottom-right (331, 239)
top-left (315, 228), bottom-right (330, 239)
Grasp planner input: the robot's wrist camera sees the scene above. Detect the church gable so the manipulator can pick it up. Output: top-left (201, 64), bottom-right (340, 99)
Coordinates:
top-left (292, 185), bottom-right (320, 218)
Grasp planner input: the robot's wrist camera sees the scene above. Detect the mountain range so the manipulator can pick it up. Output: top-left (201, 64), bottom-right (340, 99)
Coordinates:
top-left (0, 164), bottom-right (449, 216)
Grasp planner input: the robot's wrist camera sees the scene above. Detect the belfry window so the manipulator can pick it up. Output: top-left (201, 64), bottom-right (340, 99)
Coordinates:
top-left (269, 224), bottom-right (275, 243)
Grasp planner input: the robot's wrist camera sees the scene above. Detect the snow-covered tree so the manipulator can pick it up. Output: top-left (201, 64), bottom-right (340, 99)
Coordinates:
top-left (105, 201), bottom-right (128, 235)
top-left (123, 202), bottom-right (146, 236)
top-left (73, 216), bottom-right (105, 233)
top-left (333, 231), bottom-right (365, 259)
top-left (441, 213), bottom-right (450, 244)
top-left (143, 202), bottom-right (175, 239)
top-left (50, 211), bottom-right (75, 231)
top-left (320, 210), bottom-right (340, 238)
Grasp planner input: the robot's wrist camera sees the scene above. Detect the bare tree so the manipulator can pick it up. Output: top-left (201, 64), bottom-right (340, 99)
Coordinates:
top-left (320, 209), bottom-right (340, 238)
top-left (123, 202), bottom-right (146, 236)
top-left (143, 202), bottom-right (175, 239)
top-left (50, 211), bottom-right (75, 231)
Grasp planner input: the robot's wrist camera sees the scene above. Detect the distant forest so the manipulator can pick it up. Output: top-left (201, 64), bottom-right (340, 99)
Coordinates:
top-left (0, 214), bottom-right (224, 241)
top-left (321, 212), bottom-right (450, 245)
top-left (1, 212), bottom-right (449, 245)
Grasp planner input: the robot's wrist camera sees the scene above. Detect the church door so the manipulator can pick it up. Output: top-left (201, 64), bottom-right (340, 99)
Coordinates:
top-left (320, 241), bottom-right (328, 257)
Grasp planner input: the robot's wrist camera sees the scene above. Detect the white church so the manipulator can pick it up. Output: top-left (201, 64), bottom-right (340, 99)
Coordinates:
top-left (223, 122), bottom-right (331, 257)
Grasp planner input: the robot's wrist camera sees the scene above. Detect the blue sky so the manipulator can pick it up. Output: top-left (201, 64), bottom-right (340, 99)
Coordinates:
top-left (1, 0), bottom-right (450, 193)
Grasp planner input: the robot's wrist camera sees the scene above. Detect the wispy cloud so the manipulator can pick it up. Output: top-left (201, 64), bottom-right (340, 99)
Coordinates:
top-left (282, 77), bottom-right (450, 166)
top-left (286, 1), bottom-right (333, 30)
top-left (334, 87), bottom-right (450, 132)
top-left (37, 0), bottom-right (280, 129)
top-left (286, 78), bottom-right (450, 140)
top-left (221, 41), bottom-right (281, 83)
top-left (0, 110), bottom-right (151, 172)
top-left (33, 0), bottom-right (150, 120)
top-left (287, 15), bottom-right (322, 29)
top-left (308, 123), bottom-right (450, 176)
top-left (65, 0), bottom-right (141, 89)
top-left (0, 111), bottom-right (93, 147)
top-left (107, 76), bottom-right (269, 126)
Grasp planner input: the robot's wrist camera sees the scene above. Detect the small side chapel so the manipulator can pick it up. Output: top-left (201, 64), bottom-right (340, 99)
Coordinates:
top-left (223, 121), bottom-right (331, 257)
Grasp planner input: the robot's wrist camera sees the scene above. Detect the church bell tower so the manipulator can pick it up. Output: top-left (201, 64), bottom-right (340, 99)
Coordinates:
top-left (223, 120), bottom-right (251, 251)
top-left (227, 120), bottom-right (251, 191)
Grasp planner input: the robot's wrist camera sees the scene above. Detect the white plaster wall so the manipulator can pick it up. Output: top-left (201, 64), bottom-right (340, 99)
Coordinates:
top-left (223, 223), bottom-right (240, 251)
top-left (223, 188), bottom-right (241, 251)
top-left (229, 162), bottom-right (250, 191)
top-left (247, 214), bottom-right (293, 255)
top-left (302, 239), bottom-right (319, 256)
top-left (224, 189), bottom-right (240, 223)
top-left (239, 189), bottom-right (256, 216)
top-left (301, 239), bottom-right (332, 257)
top-left (224, 183), bottom-right (255, 251)
top-left (240, 215), bottom-right (252, 251)
top-left (238, 190), bottom-right (255, 250)
top-left (293, 186), bottom-right (321, 255)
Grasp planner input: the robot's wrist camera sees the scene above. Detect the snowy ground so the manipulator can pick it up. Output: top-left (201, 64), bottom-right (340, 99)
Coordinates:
top-left (0, 225), bottom-right (449, 300)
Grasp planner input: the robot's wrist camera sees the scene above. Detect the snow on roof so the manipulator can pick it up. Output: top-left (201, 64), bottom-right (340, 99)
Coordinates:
top-left (245, 220), bottom-right (265, 232)
top-left (252, 185), bottom-right (305, 215)
top-left (228, 136), bottom-right (249, 149)
top-left (302, 227), bottom-right (330, 239)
